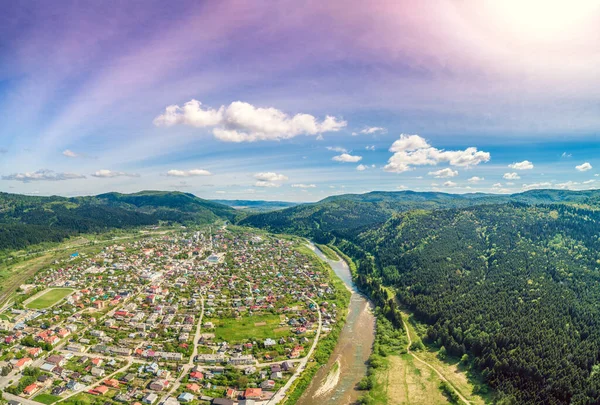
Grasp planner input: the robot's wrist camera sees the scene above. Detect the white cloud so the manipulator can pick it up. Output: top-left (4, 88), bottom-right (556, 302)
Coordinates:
top-left (2, 169), bottom-right (86, 182)
top-left (359, 126), bottom-right (386, 134)
top-left (428, 168), bottom-right (458, 178)
top-left (443, 181), bottom-right (457, 187)
top-left (356, 164), bottom-right (367, 171)
top-left (291, 184), bottom-right (316, 188)
top-left (154, 99), bottom-right (346, 142)
top-left (254, 172), bottom-right (288, 182)
top-left (503, 172), bottom-right (520, 180)
top-left (583, 179), bottom-right (595, 184)
top-left (522, 182), bottom-right (553, 191)
top-left (326, 146), bottom-right (347, 153)
top-left (508, 160), bottom-right (534, 170)
top-left (561, 152), bottom-right (572, 158)
top-left (556, 181), bottom-right (579, 190)
top-left (255, 181), bottom-right (280, 188)
top-left (468, 176), bottom-right (484, 183)
top-left (396, 185), bottom-right (407, 190)
top-left (62, 149), bottom-right (79, 158)
top-left (365, 145), bottom-right (375, 151)
top-left (576, 162), bottom-right (592, 172)
top-left (332, 153), bottom-right (362, 163)
top-left (384, 134), bottom-right (490, 173)
top-left (91, 169), bottom-right (139, 178)
top-left (166, 169), bottom-right (212, 177)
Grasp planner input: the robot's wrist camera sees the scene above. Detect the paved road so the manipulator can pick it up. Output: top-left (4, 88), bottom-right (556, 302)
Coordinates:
top-left (4, 391), bottom-right (45, 405)
top-left (266, 298), bottom-right (322, 404)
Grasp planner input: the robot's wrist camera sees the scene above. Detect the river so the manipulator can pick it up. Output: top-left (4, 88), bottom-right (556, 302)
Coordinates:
top-left (296, 244), bottom-right (376, 405)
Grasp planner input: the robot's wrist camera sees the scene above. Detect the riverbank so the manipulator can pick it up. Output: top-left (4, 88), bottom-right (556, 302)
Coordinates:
top-left (294, 243), bottom-right (376, 405)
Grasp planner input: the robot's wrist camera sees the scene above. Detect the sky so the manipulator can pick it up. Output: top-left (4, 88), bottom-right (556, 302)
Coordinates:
top-left (1, 0), bottom-right (599, 202)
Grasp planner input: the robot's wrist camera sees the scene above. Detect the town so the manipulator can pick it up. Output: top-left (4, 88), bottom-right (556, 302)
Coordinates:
top-left (0, 227), bottom-right (344, 405)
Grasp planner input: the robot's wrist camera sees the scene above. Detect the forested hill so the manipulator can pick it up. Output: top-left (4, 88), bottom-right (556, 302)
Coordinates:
top-left (356, 203), bottom-right (600, 404)
top-left (242, 189), bottom-right (600, 403)
top-left (212, 199), bottom-right (298, 212)
top-left (238, 189), bottom-right (600, 240)
top-left (0, 191), bottom-right (235, 251)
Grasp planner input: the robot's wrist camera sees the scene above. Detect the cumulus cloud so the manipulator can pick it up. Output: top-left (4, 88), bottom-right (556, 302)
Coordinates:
top-left (332, 153), bottom-right (362, 163)
top-left (508, 160), bottom-right (534, 170)
top-left (359, 127), bottom-right (386, 134)
top-left (503, 172), bottom-right (520, 180)
top-left (576, 162), bottom-right (592, 172)
top-left (2, 169), bottom-right (86, 182)
top-left (365, 145), bottom-right (375, 151)
top-left (522, 182), bottom-right (553, 191)
top-left (255, 181), bottom-right (280, 188)
top-left (253, 172), bottom-right (288, 188)
top-left (62, 149), bottom-right (79, 158)
top-left (443, 181), bottom-right (457, 187)
top-left (291, 184), bottom-right (316, 188)
top-left (384, 134), bottom-right (490, 173)
top-left (326, 146), bottom-right (347, 153)
top-left (556, 181), bottom-right (579, 190)
top-left (91, 170), bottom-right (140, 178)
top-left (356, 164), bottom-right (367, 171)
top-left (166, 169), bottom-right (212, 177)
top-left (428, 168), bottom-right (458, 178)
top-left (154, 99), bottom-right (346, 142)
top-left (468, 176), bottom-right (484, 183)
top-left (254, 172), bottom-right (288, 182)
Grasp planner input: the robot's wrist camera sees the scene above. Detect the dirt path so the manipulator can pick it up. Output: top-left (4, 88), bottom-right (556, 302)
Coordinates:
top-left (402, 317), bottom-right (471, 405)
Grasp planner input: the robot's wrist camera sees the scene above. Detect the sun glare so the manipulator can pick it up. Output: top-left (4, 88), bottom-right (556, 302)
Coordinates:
top-left (481, 0), bottom-right (599, 42)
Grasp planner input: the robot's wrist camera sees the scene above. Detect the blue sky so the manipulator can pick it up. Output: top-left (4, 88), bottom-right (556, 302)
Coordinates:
top-left (0, 0), bottom-right (599, 201)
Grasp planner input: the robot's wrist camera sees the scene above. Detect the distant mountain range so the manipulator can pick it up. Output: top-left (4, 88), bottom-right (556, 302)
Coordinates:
top-left (1, 188), bottom-right (599, 252)
top-left (238, 189), bottom-right (600, 240)
top-left (0, 190), bottom-right (236, 251)
top-left (211, 199), bottom-right (298, 212)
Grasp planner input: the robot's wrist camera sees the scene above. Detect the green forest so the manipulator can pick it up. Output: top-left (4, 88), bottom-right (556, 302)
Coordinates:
top-left (243, 190), bottom-right (600, 404)
top-left (4, 188), bottom-right (600, 403)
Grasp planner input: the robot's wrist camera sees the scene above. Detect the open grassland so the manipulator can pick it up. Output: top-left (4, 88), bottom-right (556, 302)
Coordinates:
top-left (315, 243), bottom-right (339, 260)
top-left (375, 353), bottom-right (451, 404)
top-left (33, 393), bottom-right (61, 404)
top-left (402, 311), bottom-right (493, 404)
top-left (211, 313), bottom-right (291, 341)
top-left (365, 287), bottom-right (492, 405)
top-left (25, 287), bottom-right (74, 309)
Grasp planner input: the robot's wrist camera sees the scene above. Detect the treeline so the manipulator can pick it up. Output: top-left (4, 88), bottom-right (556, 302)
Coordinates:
top-left (358, 204), bottom-right (600, 404)
top-left (0, 191), bottom-right (236, 251)
top-left (248, 196), bottom-right (600, 404)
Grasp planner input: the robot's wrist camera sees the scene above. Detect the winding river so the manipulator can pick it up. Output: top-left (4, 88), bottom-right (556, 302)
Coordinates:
top-left (296, 244), bottom-right (376, 405)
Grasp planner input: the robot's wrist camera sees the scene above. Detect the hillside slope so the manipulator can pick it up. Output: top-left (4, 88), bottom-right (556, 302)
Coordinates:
top-left (239, 189), bottom-right (600, 241)
top-left (355, 203), bottom-right (600, 404)
top-left (0, 191), bottom-right (234, 251)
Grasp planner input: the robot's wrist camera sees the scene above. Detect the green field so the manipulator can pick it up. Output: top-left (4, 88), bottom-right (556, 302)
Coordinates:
top-left (25, 288), bottom-right (74, 309)
top-left (33, 393), bottom-right (61, 404)
top-left (211, 314), bottom-right (291, 341)
top-left (315, 243), bottom-right (339, 261)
